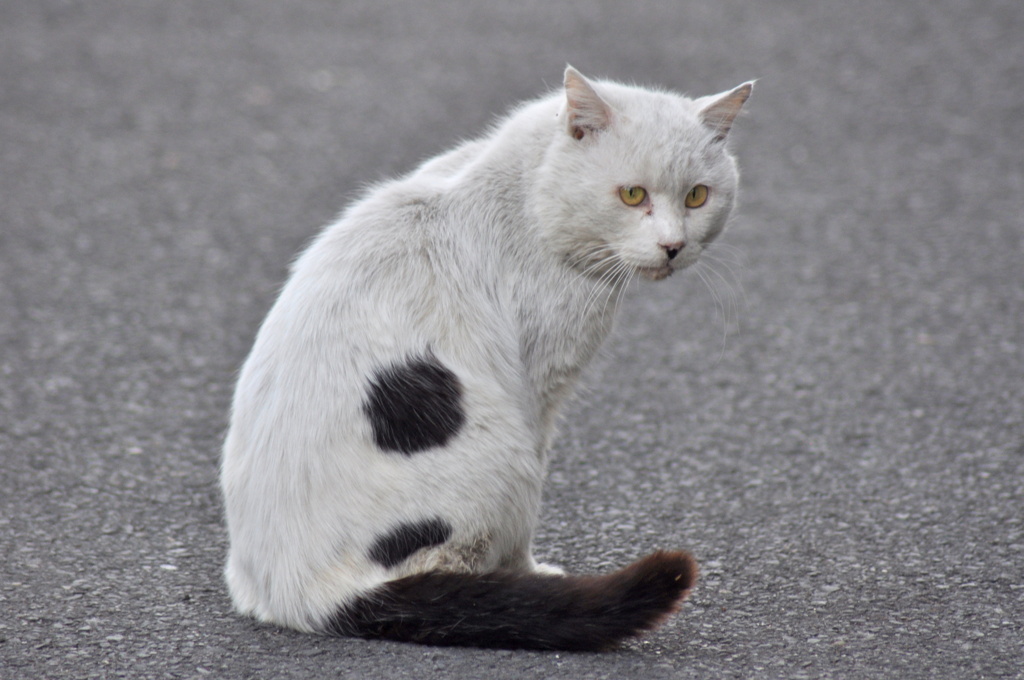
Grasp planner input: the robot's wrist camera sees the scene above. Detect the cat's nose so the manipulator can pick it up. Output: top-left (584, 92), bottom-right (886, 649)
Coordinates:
top-left (661, 241), bottom-right (686, 260)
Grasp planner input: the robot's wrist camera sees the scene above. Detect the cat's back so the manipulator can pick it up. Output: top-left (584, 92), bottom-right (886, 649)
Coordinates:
top-left (265, 95), bottom-right (562, 350)
top-left (231, 116), bottom-right (547, 429)
top-left (291, 128), bottom-right (515, 294)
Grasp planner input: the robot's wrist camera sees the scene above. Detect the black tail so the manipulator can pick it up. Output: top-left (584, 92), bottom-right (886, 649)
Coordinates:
top-left (326, 550), bottom-right (697, 651)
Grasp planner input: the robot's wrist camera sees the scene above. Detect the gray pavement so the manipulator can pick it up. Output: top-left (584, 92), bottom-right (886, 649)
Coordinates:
top-left (2, 0), bottom-right (1022, 678)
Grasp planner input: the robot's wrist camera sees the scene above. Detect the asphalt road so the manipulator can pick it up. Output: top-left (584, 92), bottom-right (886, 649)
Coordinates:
top-left (2, 0), bottom-right (1022, 678)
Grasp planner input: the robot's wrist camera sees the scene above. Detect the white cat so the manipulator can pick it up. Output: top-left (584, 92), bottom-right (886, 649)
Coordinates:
top-left (221, 66), bottom-right (752, 651)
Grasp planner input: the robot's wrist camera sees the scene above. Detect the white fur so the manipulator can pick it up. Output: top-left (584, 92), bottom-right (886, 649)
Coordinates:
top-left (221, 67), bottom-right (751, 632)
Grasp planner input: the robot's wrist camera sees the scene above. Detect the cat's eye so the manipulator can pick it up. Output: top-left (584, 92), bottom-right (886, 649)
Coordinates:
top-left (619, 186), bottom-right (647, 207)
top-left (685, 184), bottom-right (709, 208)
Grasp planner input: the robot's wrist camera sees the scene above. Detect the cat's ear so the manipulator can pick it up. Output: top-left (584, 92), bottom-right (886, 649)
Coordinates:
top-left (698, 81), bottom-right (754, 142)
top-left (563, 66), bottom-right (613, 141)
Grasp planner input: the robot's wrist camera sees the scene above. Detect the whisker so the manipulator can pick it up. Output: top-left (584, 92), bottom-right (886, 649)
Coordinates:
top-left (574, 244), bottom-right (619, 281)
top-left (605, 256), bottom-right (633, 311)
top-left (702, 252), bottom-right (748, 312)
top-left (566, 241), bottom-right (611, 268)
top-left (574, 247), bottom-right (624, 323)
top-left (612, 258), bottom-right (638, 313)
top-left (702, 245), bottom-right (747, 278)
top-left (706, 242), bottom-right (747, 267)
top-left (582, 253), bottom-right (628, 321)
top-left (694, 263), bottom-right (726, 323)
top-left (693, 262), bottom-right (730, 367)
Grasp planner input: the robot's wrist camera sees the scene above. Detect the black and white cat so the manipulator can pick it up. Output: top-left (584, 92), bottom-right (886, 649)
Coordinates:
top-left (221, 67), bottom-right (752, 651)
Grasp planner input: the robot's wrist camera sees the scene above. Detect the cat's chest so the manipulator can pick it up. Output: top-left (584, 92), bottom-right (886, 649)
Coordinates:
top-left (514, 273), bottom-right (617, 402)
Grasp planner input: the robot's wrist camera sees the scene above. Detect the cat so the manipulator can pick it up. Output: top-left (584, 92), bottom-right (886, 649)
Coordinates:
top-left (220, 66), bottom-right (752, 651)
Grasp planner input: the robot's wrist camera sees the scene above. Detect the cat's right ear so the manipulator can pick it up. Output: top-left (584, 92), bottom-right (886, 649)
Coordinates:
top-left (563, 66), bottom-right (613, 141)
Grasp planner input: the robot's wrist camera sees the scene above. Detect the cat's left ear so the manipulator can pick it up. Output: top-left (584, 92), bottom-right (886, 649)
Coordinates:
top-left (563, 66), bottom-right (614, 141)
top-left (698, 81), bottom-right (754, 142)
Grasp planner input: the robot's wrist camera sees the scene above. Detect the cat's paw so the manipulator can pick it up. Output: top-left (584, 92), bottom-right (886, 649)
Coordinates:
top-left (533, 562), bottom-right (566, 576)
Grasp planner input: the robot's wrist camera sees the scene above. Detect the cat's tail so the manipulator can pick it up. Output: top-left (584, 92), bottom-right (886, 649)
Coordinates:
top-left (326, 550), bottom-right (697, 651)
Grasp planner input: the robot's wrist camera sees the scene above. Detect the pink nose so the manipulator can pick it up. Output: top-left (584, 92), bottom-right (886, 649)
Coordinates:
top-left (661, 241), bottom-right (686, 260)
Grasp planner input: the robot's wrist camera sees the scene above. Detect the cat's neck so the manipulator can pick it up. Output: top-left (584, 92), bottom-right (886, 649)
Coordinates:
top-left (472, 100), bottom-right (626, 430)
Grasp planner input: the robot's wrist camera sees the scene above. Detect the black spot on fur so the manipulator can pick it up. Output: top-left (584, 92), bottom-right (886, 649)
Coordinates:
top-left (328, 550), bottom-right (697, 651)
top-left (369, 518), bottom-right (453, 569)
top-left (363, 355), bottom-right (465, 455)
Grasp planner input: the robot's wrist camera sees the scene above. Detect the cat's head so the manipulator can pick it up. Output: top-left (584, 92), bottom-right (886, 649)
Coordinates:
top-left (533, 66), bottom-right (752, 283)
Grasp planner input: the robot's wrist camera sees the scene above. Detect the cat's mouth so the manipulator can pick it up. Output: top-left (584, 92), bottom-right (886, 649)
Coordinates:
top-left (636, 264), bottom-right (674, 281)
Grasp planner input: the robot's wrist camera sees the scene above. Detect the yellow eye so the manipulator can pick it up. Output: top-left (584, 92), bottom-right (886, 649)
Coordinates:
top-left (619, 186), bottom-right (647, 206)
top-left (685, 184), bottom-right (709, 208)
